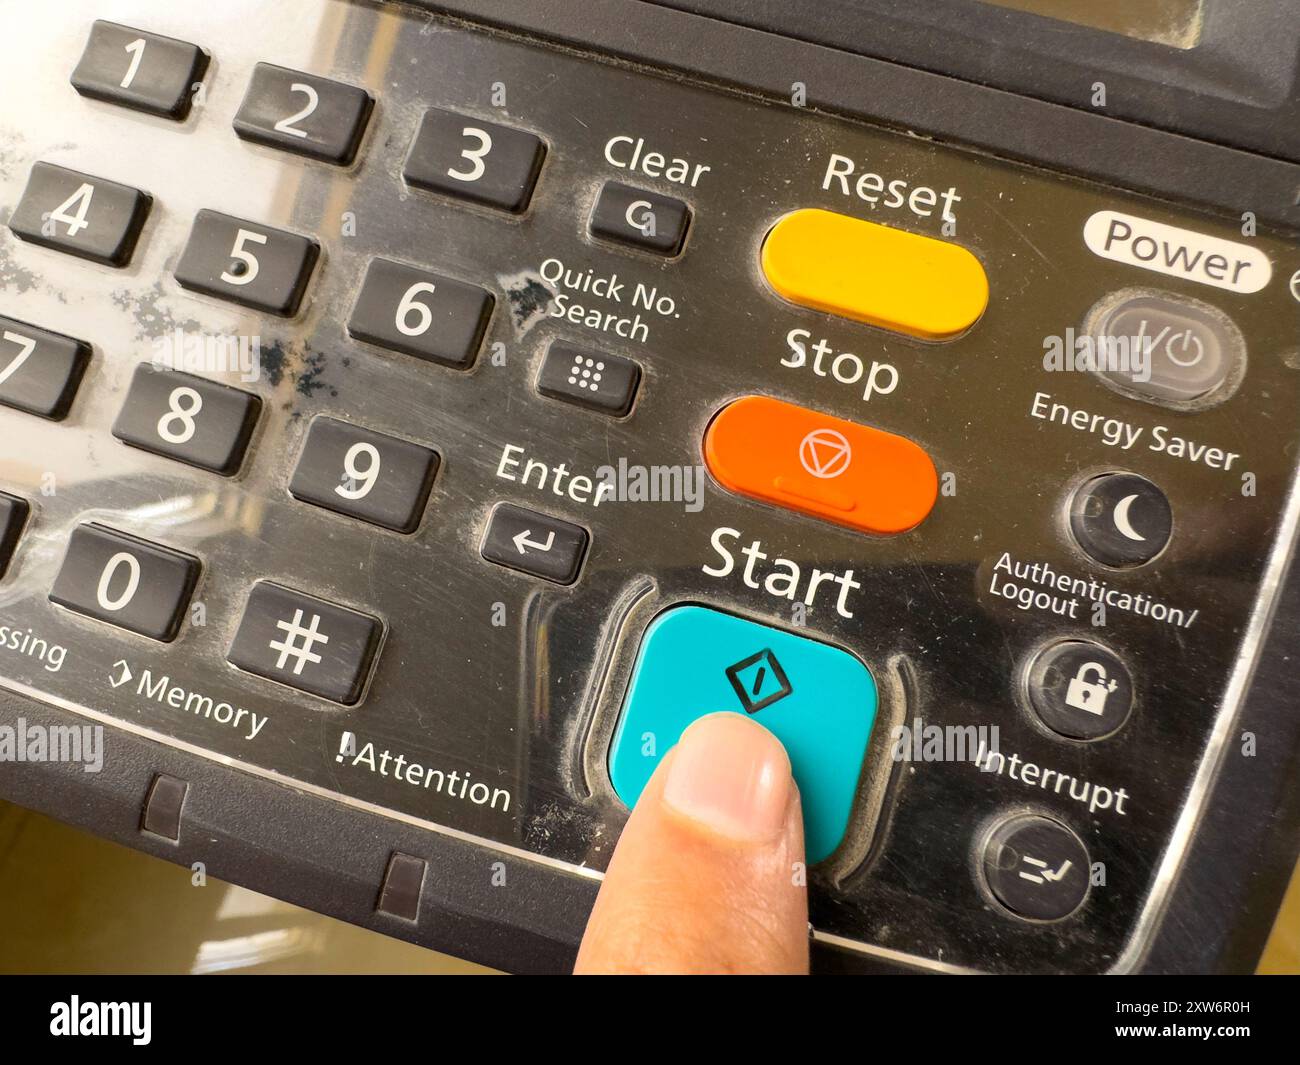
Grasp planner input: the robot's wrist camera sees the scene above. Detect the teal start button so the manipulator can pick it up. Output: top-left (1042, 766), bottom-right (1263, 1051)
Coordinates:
top-left (609, 604), bottom-right (879, 863)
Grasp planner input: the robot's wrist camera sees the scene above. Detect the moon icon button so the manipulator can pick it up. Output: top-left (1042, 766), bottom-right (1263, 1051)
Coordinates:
top-left (1069, 472), bottom-right (1172, 567)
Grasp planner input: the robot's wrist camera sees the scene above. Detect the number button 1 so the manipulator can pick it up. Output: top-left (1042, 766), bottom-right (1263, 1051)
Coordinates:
top-left (71, 20), bottom-right (209, 120)
top-left (112, 364), bottom-right (261, 475)
top-left (49, 524), bottom-right (200, 641)
top-left (347, 257), bottom-right (493, 368)
top-left (289, 417), bottom-right (439, 533)
top-left (233, 63), bottom-right (374, 165)
top-left (0, 315), bottom-right (91, 420)
top-left (8, 162), bottom-right (152, 267)
top-left (404, 108), bottom-right (545, 212)
top-left (174, 210), bottom-right (319, 316)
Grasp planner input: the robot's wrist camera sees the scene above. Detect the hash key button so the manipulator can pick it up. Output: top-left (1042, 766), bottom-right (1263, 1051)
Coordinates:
top-left (290, 417), bottom-right (438, 532)
top-left (404, 109), bottom-right (545, 212)
top-left (0, 316), bottom-right (91, 420)
top-left (8, 162), bottom-right (152, 267)
top-left (174, 210), bottom-right (319, 317)
top-left (49, 524), bottom-right (200, 641)
top-left (234, 64), bottom-right (374, 166)
top-left (71, 21), bottom-right (209, 120)
top-left (481, 503), bottom-right (589, 585)
top-left (537, 341), bottom-right (640, 417)
top-left (228, 582), bottom-right (383, 705)
top-left (590, 181), bottom-right (690, 256)
top-left (113, 365), bottom-right (261, 476)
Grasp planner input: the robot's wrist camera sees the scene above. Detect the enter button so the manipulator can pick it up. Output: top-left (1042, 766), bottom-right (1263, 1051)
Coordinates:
top-left (704, 395), bottom-right (938, 534)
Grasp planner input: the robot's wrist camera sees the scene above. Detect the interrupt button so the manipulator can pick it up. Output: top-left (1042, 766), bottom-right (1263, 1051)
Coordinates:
top-left (1083, 290), bottom-right (1244, 407)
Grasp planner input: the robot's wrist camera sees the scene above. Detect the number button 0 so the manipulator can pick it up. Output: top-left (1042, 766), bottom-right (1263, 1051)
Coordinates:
top-left (174, 210), bottom-right (319, 316)
top-left (8, 162), bottom-right (152, 267)
top-left (290, 417), bottom-right (439, 532)
top-left (50, 524), bottom-right (200, 641)
top-left (112, 364), bottom-right (261, 475)
top-left (404, 108), bottom-right (545, 212)
top-left (71, 21), bottom-right (209, 120)
top-left (347, 258), bottom-right (494, 368)
top-left (0, 315), bottom-right (91, 420)
top-left (233, 63), bottom-right (374, 165)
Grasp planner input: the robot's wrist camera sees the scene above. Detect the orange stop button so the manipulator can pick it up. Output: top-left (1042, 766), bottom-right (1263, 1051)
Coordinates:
top-left (704, 395), bottom-right (938, 534)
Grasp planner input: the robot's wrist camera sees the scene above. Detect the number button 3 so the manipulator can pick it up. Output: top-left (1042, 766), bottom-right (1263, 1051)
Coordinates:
top-left (233, 63), bottom-right (374, 166)
top-left (290, 417), bottom-right (439, 533)
top-left (113, 365), bottom-right (261, 475)
top-left (50, 524), bottom-right (200, 641)
top-left (8, 162), bottom-right (152, 267)
top-left (347, 257), bottom-right (494, 368)
top-left (174, 210), bottom-right (319, 316)
top-left (404, 108), bottom-right (545, 212)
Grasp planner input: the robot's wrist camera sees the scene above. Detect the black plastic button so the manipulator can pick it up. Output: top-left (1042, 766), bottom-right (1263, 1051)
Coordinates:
top-left (141, 773), bottom-right (189, 841)
top-left (983, 814), bottom-right (1090, 921)
top-left (1027, 640), bottom-right (1133, 740)
top-left (481, 503), bottom-right (589, 585)
top-left (1070, 472), bottom-right (1172, 567)
top-left (228, 582), bottom-right (382, 705)
top-left (233, 63), bottom-right (374, 165)
top-left (290, 417), bottom-right (438, 533)
top-left (0, 493), bottom-right (30, 580)
top-left (537, 341), bottom-right (640, 416)
top-left (590, 181), bottom-right (690, 255)
top-left (71, 20), bottom-right (209, 120)
top-left (404, 108), bottom-right (544, 212)
top-left (8, 162), bottom-right (152, 267)
top-left (347, 257), bottom-right (493, 368)
top-left (0, 316), bottom-right (91, 420)
top-left (174, 209), bottom-right (319, 317)
top-left (377, 852), bottom-right (427, 921)
top-left (49, 524), bottom-right (200, 641)
top-left (112, 364), bottom-right (261, 476)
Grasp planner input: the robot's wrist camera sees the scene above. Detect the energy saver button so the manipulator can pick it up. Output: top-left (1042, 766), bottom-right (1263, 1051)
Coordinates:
top-left (761, 208), bottom-right (987, 339)
top-left (983, 814), bottom-right (1090, 921)
top-left (1069, 472), bottom-right (1171, 567)
top-left (704, 395), bottom-right (937, 534)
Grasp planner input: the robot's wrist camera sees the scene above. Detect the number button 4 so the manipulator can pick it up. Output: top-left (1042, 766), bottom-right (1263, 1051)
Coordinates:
top-left (71, 21), bottom-right (209, 120)
top-left (174, 210), bottom-right (319, 316)
top-left (404, 108), bottom-right (545, 212)
top-left (50, 524), bottom-right (200, 641)
top-left (8, 162), bottom-right (152, 267)
top-left (112, 365), bottom-right (261, 476)
top-left (0, 316), bottom-right (91, 420)
top-left (347, 257), bottom-right (494, 368)
top-left (290, 417), bottom-right (439, 533)
top-left (233, 63), bottom-right (374, 166)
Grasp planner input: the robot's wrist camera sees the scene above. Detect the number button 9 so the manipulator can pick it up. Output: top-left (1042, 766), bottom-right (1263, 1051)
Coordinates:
top-left (404, 108), bottom-right (545, 212)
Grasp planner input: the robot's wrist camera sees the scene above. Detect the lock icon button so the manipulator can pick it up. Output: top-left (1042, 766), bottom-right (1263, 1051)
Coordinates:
top-left (1064, 661), bottom-right (1118, 715)
top-left (1028, 641), bottom-right (1134, 740)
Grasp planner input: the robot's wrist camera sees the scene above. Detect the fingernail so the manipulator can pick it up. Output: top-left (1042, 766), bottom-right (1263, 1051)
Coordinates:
top-left (662, 712), bottom-right (792, 843)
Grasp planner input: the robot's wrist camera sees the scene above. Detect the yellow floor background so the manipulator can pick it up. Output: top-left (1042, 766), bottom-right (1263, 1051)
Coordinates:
top-left (0, 800), bottom-right (1295, 974)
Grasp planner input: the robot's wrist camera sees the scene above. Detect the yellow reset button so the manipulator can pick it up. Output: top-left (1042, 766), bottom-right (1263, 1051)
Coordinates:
top-left (761, 208), bottom-right (989, 340)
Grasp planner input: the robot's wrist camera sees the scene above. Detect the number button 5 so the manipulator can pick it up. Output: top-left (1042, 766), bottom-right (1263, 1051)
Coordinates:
top-left (175, 210), bottom-right (319, 316)
top-left (8, 162), bottom-right (152, 267)
top-left (347, 257), bottom-right (494, 369)
top-left (404, 108), bottom-right (545, 212)
top-left (113, 365), bottom-right (261, 476)
top-left (50, 524), bottom-right (200, 642)
top-left (290, 417), bottom-right (439, 533)
top-left (233, 63), bottom-right (374, 166)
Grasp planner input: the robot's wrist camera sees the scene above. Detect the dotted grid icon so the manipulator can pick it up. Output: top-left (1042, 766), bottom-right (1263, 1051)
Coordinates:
top-left (568, 353), bottom-right (605, 391)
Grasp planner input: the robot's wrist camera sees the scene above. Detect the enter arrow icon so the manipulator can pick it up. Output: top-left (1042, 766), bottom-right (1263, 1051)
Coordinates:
top-left (512, 529), bottom-right (555, 554)
top-left (109, 660), bottom-right (133, 689)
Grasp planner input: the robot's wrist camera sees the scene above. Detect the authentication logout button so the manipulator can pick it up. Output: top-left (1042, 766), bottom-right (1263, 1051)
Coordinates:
top-left (1069, 472), bottom-right (1171, 567)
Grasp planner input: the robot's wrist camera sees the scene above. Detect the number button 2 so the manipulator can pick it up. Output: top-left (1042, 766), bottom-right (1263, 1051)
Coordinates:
top-left (347, 258), bottom-right (494, 368)
top-left (71, 21), bottom-right (209, 120)
top-left (404, 108), bottom-right (545, 212)
top-left (290, 417), bottom-right (439, 532)
top-left (112, 365), bottom-right (261, 475)
top-left (49, 524), bottom-right (200, 641)
top-left (8, 162), bottom-right (152, 267)
top-left (233, 63), bottom-right (374, 165)
top-left (174, 210), bottom-right (319, 316)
